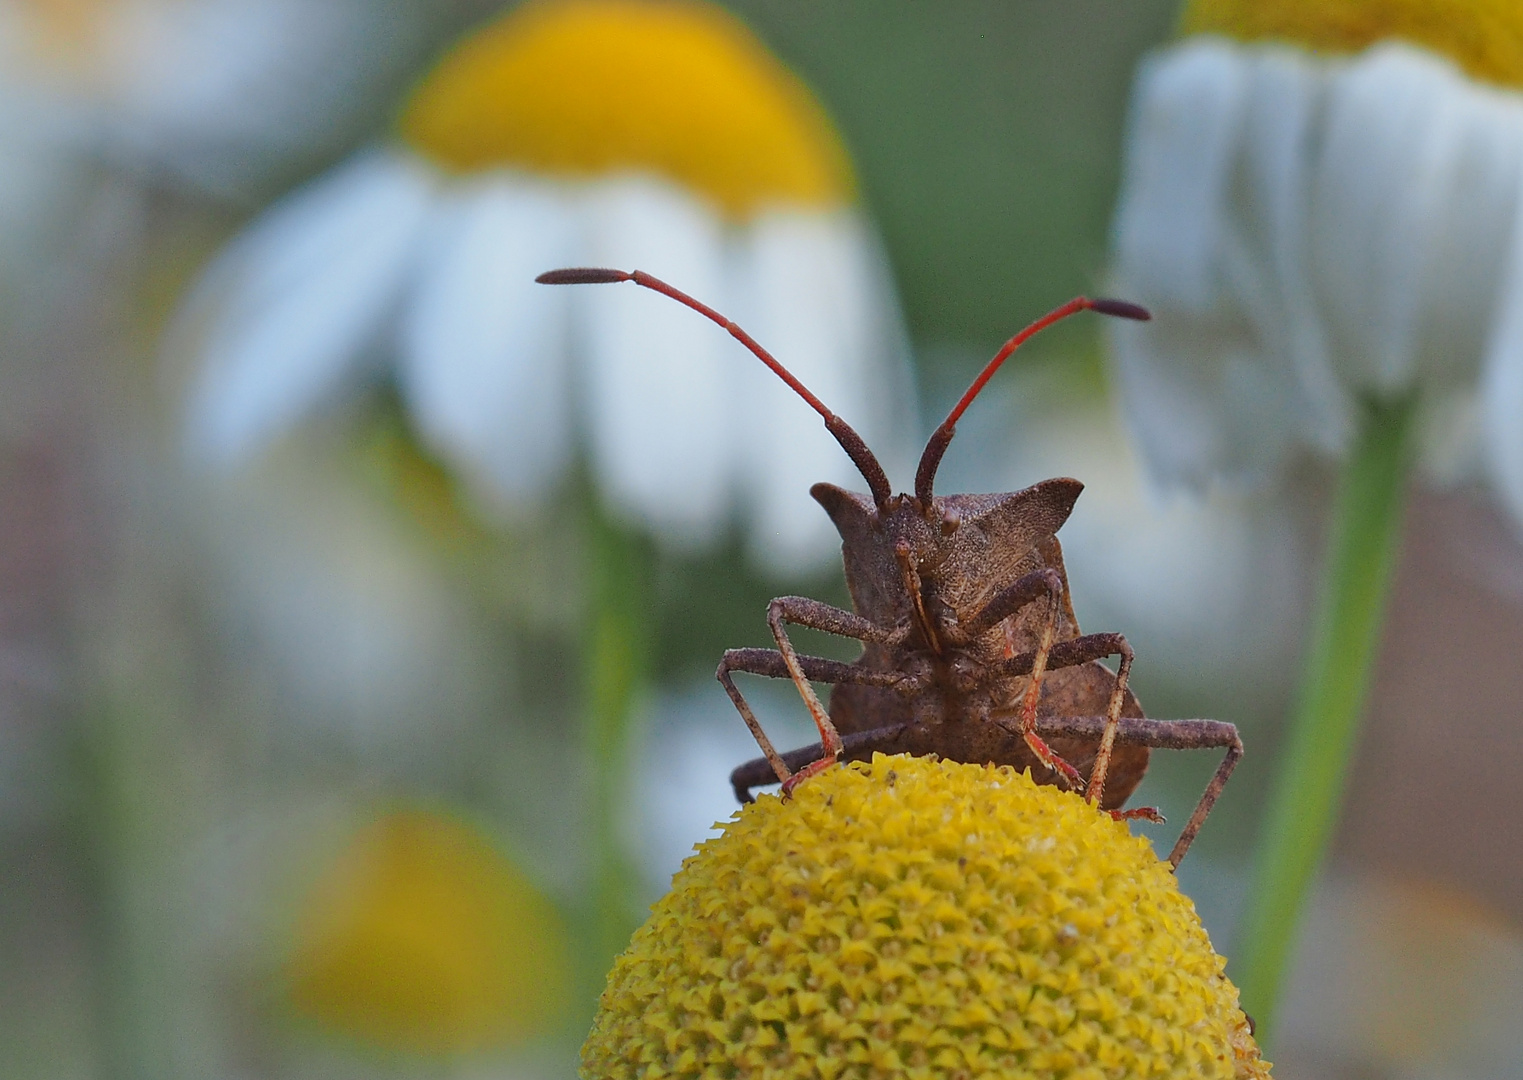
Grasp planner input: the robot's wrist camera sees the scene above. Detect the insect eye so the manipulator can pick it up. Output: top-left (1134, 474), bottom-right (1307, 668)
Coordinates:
top-left (940, 510), bottom-right (961, 537)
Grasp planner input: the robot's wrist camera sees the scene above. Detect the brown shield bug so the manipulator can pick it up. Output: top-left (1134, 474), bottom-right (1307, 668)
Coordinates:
top-left (537, 267), bottom-right (1242, 867)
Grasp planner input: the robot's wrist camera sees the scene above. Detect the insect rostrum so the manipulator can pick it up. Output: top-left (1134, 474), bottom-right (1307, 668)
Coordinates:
top-left (537, 267), bottom-right (1242, 867)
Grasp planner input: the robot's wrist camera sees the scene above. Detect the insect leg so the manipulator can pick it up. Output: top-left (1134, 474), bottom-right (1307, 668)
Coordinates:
top-left (718, 647), bottom-right (906, 796)
top-left (1084, 634), bottom-right (1134, 810)
top-left (767, 597), bottom-right (897, 795)
top-left (1005, 579), bottom-right (1087, 791)
top-left (960, 568), bottom-right (1065, 640)
top-left (1161, 720), bottom-right (1243, 868)
top-left (1030, 715), bottom-right (1244, 868)
top-left (989, 629), bottom-right (1135, 801)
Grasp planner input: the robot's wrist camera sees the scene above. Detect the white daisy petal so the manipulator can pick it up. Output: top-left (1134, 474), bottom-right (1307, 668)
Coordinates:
top-left (1110, 43), bottom-right (1318, 488)
top-left (399, 171), bottom-right (579, 513)
top-left (1231, 47), bottom-right (1348, 454)
top-left (1109, 309), bottom-right (1299, 490)
top-left (1482, 171), bottom-right (1523, 526)
top-left (181, 149), bottom-right (435, 468)
top-left (1112, 38), bottom-right (1250, 314)
top-left (1416, 84), bottom-right (1523, 391)
top-left (579, 175), bottom-right (731, 546)
top-left (102, 0), bottom-right (430, 197)
top-left (733, 208), bottom-right (912, 571)
top-left (1311, 45), bottom-right (1469, 393)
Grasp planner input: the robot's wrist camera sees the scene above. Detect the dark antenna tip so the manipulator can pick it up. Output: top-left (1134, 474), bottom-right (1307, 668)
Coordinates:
top-left (535, 267), bottom-right (632, 285)
top-left (1091, 297), bottom-right (1151, 321)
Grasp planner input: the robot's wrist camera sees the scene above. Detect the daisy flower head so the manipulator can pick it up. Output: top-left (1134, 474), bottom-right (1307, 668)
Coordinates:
top-left (586, 754), bottom-right (1271, 1080)
top-left (1107, 0), bottom-right (1523, 527)
top-left (178, 0), bottom-right (915, 570)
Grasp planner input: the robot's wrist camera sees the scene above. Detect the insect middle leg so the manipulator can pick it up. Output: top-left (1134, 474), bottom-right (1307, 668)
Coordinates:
top-left (716, 646), bottom-right (908, 793)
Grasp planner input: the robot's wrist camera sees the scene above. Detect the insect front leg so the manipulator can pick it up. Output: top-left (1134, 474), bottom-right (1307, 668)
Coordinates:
top-left (991, 630), bottom-right (1136, 801)
top-left (959, 568), bottom-right (1065, 640)
top-left (996, 574), bottom-right (1087, 792)
top-left (717, 647), bottom-right (906, 799)
top-left (765, 597), bottom-right (899, 794)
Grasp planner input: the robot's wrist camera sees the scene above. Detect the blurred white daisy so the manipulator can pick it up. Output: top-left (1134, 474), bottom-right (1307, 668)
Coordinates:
top-left (0, 0), bottom-right (435, 200)
top-left (1107, 2), bottom-right (1523, 530)
top-left (176, 0), bottom-right (915, 570)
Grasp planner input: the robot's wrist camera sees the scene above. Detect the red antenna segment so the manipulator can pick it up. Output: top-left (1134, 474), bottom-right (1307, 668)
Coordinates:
top-left (537, 267), bottom-right (894, 508)
top-left (913, 296), bottom-right (1150, 506)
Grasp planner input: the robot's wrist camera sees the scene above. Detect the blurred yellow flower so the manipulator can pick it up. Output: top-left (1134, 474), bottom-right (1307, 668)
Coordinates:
top-left (585, 754), bottom-right (1269, 1079)
top-left (399, 0), bottom-right (851, 216)
top-left (177, 0), bottom-right (915, 569)
top-left (285, 807), bottom-right (570, 1053)
top-left (1107, 0), bottom-right (1523, 529)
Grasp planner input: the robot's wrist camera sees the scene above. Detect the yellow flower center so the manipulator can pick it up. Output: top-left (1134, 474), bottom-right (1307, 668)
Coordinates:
top-left (1183, 0), bottom-right (1523, 90)
top-left (584, 754), bottom-right (1270, 1079)
top-left (284, 808), bottom-right (571, 1053)
top-left (399, 0), bottom-right (854, 219)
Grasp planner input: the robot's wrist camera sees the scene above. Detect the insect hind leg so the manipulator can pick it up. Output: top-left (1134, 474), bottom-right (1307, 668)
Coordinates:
top-left (1031, 714), bottom-right (1243, 869)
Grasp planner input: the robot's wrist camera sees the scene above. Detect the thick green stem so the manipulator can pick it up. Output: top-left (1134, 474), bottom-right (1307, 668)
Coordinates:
top-left (1236, 394), bottom-right (1417, 1041)
top-left (582, 503), bottom-right (653, 997)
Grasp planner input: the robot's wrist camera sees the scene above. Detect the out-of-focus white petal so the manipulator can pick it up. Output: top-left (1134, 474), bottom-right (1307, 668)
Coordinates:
top-left (1482, 171), bottom-right (1523, 527)
top-left (1109, 313), bottom-right (1300, 490)
top-left (1414, 80), bottom-right (1523, 392)
top-left (1112, 38), bottom-right (1250, 314)
top-left (578, 175), bottom-right (731, 546)
top-left (180, 150), bottom-right (435, 468)
top-left (1110, 40), bottom-right (1317, 488)
top-left (731, 208), bottom-right (914, 572)
top-left (1312, 45), bottom-right (1472, 394)
top-left (1230, 46), bottom-right (1347, 455)
top-left (101, 0), bottom-right (432, 198)
top-left (399, 171), bottom-right (578, 514)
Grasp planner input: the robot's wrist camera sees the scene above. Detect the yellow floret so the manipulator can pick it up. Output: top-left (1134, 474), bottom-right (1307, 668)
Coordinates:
top-left (1184, 0), bottom-right (1523, 91)
top-left (400, 0), bottom-right (853, 218)
top-left (583, 754), bottom-right (1269, 1079)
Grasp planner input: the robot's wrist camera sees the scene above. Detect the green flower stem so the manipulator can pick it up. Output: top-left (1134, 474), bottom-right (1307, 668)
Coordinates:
top-left (583, 500), bottom-right (653, 996)
top-left (1237, 393), bottom-right (1418, 1041)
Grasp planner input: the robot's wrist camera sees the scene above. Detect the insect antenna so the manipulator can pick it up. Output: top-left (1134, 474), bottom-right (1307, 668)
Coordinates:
top-left (537, 267), bottom-right (894, 508)
top-left (913, 296), bottom-right (1150, 506)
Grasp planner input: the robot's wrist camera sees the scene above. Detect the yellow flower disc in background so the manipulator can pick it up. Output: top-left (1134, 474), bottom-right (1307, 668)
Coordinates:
top-left (583, 754), bottom-right (1269, 1079)
top-left (399, 0), bottom-right (854, 218)
top-left (286, 808), bottom-right (570, 1053)
top-left (1183, 0), bottom-right (1523, 90)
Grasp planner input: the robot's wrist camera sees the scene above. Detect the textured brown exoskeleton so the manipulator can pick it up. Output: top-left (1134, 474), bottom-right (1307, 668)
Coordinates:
top-left (537, 267), bottom-right (1243, 867)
